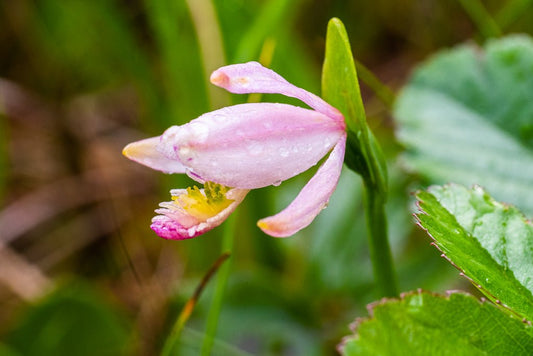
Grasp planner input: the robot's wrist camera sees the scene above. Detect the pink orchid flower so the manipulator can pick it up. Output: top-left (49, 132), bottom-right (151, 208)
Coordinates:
top-left (123, 62), bottom-right (346, 239)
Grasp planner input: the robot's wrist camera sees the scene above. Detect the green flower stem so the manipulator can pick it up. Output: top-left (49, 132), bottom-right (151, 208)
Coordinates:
top-left (457, 0), bottom-right (502, 38)
top-left (363, 184), bottom-right (398, 298)
top-left (201, 214), bottom-right (236, 356)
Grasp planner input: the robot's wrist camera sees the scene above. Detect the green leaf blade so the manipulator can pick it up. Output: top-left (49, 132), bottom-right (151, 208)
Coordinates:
top-left (340, 291), bottom-right (533, 356)
top-left (416, 184), bottom-right (533, 321)
top-left (395, 35), bottom-right (533, 214)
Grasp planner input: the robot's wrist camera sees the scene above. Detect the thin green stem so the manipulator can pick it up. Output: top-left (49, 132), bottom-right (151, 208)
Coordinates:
top-left (355, 60), bottom-right (395, 110)
top-left (363, 183), bottom-right (398, 298)
top-left (180, 328), bottom-right (253, 356)
top-left (185, 0), bottom-right (229, 109)
top-left (160, 253), bottom-right (230, 356)
top-left (201, 214), bottom-right (236, 356)
top-left (457, 0), bottom-right (502, 38)
top-left (495, 0), bottom-right (533, 30)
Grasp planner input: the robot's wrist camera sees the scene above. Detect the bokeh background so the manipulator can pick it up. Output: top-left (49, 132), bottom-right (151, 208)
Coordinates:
top-left (1, 0), bottom-right (532, 355)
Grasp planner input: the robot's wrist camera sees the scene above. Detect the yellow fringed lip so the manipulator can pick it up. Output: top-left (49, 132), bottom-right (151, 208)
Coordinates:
top-left (174, 182), bottom-right (234, 222)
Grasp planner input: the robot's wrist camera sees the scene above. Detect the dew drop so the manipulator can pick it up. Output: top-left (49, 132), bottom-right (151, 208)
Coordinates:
top-left (272, 180), bottom-right (282, 187)
top-left (279, 147), bottom-right (289, 158)
top-left (210, 113), bottom-right (226, 123)
top-left (188, 122), bottom-right (209, 143)
top-left (179, 146), bottom-right (192, 157)
top-left (247, 142), bottom-right (263, 156)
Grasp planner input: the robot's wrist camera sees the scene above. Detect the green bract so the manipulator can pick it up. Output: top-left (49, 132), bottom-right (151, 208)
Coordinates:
top-left (322, 18), bottom-right (388, 196)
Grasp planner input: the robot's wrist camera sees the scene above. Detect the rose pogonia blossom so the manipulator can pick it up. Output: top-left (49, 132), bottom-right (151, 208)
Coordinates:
top-left (123, 62), bottom-right (346, 239)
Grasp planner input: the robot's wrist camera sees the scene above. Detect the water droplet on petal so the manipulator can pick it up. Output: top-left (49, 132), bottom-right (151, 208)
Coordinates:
top-left (179, 146), bottom-right (191, 157)
top-left (279, 147), bottom-right (289, 158)
top-left (247, 142), bottom-right (263, 156)
top-left (272, 180), bottom-right (282, 187)
top-left (209, 113), bottom-right (225, 123)
top-left (188, 122), bottom-right (210, 143)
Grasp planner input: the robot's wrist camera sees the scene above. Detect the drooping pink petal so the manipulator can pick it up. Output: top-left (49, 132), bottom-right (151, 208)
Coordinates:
top-left (158, 103), bottom-right (345, 189)
top-left (257, 134), bottom-right (347, 237)
top-left (123, 136), bottom-right (188, 174)
top-left (151, 188), bottom-right (248, 240)
top-left (210, 62), bottom-right (344, 125)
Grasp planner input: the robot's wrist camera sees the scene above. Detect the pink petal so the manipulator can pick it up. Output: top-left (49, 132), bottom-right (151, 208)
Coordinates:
top-left (159, 103), bottom-right (345, 189)
top-left (123, 136), bottom-right (187, 174)
top-left (257, 134), bottom-right (346, 237)
top-left (210, 62), bottom-right (344, 124)
top-left (151, 188), bottom-right (248, 240)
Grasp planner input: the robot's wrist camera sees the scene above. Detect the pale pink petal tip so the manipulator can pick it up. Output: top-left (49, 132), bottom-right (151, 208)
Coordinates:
top-left (257, 134), bottom-right (346, 238)
top-left (209, 70), bottom-right (230, 88)
top-left (123, 136), bottom-right (187, 174)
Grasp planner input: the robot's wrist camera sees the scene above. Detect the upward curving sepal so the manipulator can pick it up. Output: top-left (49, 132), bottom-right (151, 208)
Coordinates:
top-left (210, 62), bottom-right (344, 125)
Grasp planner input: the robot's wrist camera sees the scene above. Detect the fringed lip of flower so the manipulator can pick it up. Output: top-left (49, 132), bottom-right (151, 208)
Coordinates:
top-left (150, 184), bottom-right (249, 240)
top-left (123, 61), bottom-right (346, 239)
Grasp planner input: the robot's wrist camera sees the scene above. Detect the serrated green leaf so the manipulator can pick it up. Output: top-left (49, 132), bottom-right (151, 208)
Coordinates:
top-left (340, 291), bottom-right (533, 356)
top-left (395, 35), bottom-right (533, 214)
top-left (416, 184), bottom-right (533, 321)
top-left (322, 18), bottom-right (387, 195)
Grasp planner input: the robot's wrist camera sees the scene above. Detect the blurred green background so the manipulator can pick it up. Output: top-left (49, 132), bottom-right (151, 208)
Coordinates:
top-left (1, 0), bottom-right (532, 355)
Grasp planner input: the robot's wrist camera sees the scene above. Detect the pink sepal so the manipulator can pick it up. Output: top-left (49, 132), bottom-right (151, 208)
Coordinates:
top-left (210, 62), bottom-right (344, 125)
top-left (258, 134), bottom-right (346, 237)
top-left (159, 103), bottom-right (344, 189)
